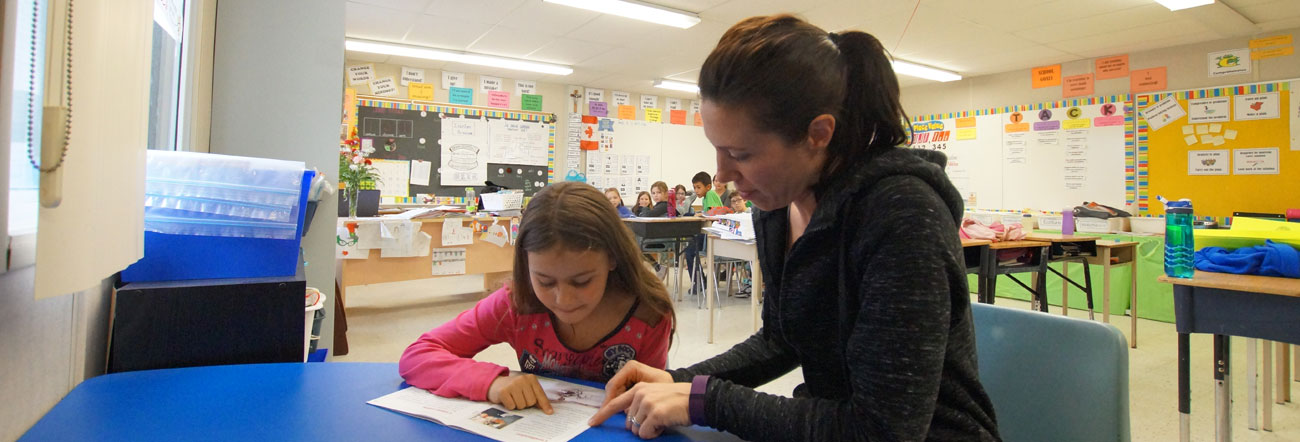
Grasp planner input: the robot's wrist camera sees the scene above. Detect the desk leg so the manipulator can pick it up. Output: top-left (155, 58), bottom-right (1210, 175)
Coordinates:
top-left (706, 238), bottom-right (716, 345)
top-left (1180, 332), bottom-right (1191, 442)
top-left (1264, 342), bottom-right (1274, 431)
top-left (1215, 334), bottom-right (1232, 442)
top-left (1081, 257), bottom-right (1094, 320)
top-left (1061, 261), bottom-right (1069, 316)
top-left (1248, 338), bottom-right (1258, 431)
top-left (1130, 255), bottom-right (1138, 349)
top-left (1277, 342), bottom-right (1290, 404)
top-left (1102, 248), bottom-right (1112, 324)
top-left (751, 258), bottom-right (761, 332)
top-left (983, 247), bottom-right (997, 305)
top-left (1035, 247), bottom-right (1049, 313)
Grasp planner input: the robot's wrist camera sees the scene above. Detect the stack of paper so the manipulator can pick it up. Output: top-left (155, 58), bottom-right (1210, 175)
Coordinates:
top-left (704, 213), bottom-right (756, 241)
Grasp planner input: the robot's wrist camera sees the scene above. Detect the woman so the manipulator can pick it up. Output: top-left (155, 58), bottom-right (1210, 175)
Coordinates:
top-left (588, 15), bottom-right (1000, 441)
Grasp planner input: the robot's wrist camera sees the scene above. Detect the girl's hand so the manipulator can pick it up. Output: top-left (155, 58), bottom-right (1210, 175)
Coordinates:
top-left (589, 381), bottom-right (692, 439)
top-left (487, 374), bottom-right (554, 414)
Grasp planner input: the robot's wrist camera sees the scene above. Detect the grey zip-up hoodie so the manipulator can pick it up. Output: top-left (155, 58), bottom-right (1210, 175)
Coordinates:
top-left (669, 147), bottom-right (1000, 441)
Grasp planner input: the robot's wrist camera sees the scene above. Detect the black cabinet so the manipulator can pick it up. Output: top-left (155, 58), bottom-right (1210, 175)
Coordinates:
top-left (108, 275), bottom-right (305, 374)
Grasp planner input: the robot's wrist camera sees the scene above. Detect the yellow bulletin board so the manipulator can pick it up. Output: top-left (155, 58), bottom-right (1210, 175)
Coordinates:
top-left (1138, 80), bottom-right (1298, 217)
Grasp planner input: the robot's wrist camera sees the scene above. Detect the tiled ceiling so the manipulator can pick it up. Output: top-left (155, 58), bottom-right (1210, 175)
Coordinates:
top-left (344, 0), bottom-right (1300, 99)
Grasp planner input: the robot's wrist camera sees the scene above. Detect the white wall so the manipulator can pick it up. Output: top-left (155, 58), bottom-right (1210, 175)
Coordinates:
top-left (210, 0), bottom-right (345, 352)
top-left (902, 28), bottom-right (1300, 117)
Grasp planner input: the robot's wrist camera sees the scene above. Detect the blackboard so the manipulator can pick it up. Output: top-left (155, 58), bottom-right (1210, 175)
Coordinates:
top-left (356, 103), bottom-right (554, 197)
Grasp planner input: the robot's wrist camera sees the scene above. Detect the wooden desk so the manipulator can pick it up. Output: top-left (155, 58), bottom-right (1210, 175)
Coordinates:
top-left (338, 217), bottom-right (518, 303)
top-left (1088, 241), bottom-right (1140, 348)
top-left (704, 234), bottom-right (763, 344)
top-left (1158, 272), bottom-right (1300, 441)
top-left (1026, 234), bottom-right (1101, 320)
top-left (982, 240), bottom-right (1052, 311)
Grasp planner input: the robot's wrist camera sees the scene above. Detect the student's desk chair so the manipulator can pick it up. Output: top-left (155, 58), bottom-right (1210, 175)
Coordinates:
top-left (971, 302), bottom-right (1131, 442)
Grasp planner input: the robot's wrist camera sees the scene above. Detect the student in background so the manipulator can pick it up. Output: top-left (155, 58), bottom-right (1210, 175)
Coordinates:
top-left (633, 191), bottom-right (653, 215)
top-left (672, 184), bottom-right (693, 216)
top-left (400, 182), bottom-right (675, 413)
top-left (715, 177), bottom-right (735, 207)
top-left (729, 193), bottom-right (749, 214)
top-left (605, 187), bottom-right (635, 218)
top-left (638, 181), bottom-right (670, 217)
top-left (591, 15), bottom-right (999, 441)
top-left (691, 172), bottom-right (724, 213)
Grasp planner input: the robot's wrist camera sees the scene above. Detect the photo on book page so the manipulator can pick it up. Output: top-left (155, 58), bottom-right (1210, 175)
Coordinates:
top-left (368, 376), bottom-right (606, 442)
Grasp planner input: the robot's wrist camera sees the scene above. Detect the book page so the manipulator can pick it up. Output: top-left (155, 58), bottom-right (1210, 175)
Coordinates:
top-left (369, 378), bottom-right (605, 442)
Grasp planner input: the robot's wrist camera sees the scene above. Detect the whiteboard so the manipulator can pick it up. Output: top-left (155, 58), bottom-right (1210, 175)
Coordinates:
top-left (911, 115), bottom-right (1004, 210)
top-left (660, 124), bottom-right (717, 187)
top-left (1000, 103), bottom-right (1127, 211)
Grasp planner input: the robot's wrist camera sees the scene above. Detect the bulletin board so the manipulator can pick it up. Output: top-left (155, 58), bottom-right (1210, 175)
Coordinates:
top-left (1138, 81), bottom-right (1298, 217)
top-left (354, 96), bottom-right (556, 199)
top-left (910, 94), bottom-right (1132, 213)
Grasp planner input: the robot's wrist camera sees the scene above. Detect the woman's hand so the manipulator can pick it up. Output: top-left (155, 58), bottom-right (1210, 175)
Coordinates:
top-left (599, 360), bottom-right (674, 405)
top-left (589, 381), bottom-right (692, 439)
top-left (487, 373), bottom-right (553, 414)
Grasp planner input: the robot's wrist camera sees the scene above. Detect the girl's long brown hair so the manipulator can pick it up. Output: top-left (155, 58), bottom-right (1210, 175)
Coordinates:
top-left (510, 182), bottom-right (675, 330)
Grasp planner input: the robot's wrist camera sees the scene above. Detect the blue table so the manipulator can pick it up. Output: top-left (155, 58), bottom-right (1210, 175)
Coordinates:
top-left (20, 362), bottom-right (742, 441)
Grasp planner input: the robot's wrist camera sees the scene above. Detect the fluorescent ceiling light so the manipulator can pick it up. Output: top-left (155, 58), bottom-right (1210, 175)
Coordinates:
top-left (344, 39), bottom-right (573, 76)
top-left (891, 59), bottom-right (962, 82)
top-left (1153, 0), bottom-right (1214, 11)
top-left (654, 79), bottom-right (699, 93)
top-left (544, 0), bottom-right (701, 29)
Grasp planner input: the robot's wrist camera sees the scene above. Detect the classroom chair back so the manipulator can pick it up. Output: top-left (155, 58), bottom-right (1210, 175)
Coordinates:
top-left (971, 303), bottom-right (1131, 442)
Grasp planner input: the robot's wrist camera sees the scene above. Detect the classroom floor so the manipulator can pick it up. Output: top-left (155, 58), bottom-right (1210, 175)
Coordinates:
top-left (335, 274), bottom-right (1299, 441)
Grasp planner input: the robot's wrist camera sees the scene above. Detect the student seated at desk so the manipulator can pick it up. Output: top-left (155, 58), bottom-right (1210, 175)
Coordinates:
top-left (729, 193), bottom-right (749, 214)
top-left (633, 191), bottom-right (653, 215)
top-left (673, 184), bottom-right (694, 216)
top-left (400, 182), bottom-right (676, 413)
top-left (638, 181), bottom-right (670, 217)
top-left (604, 187), bottom-right (635, 218)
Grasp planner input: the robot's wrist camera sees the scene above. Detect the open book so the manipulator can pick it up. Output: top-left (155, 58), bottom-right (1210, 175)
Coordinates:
top-left (368, 377), bottom-right (605, 442)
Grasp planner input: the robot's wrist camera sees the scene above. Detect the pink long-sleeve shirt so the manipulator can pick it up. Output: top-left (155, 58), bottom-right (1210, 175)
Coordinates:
top-left (398, 287), bottom-right (671, 401)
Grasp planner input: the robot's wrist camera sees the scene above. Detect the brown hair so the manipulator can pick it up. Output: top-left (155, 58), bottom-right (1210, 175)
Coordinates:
top-left (651, 181), bottom-right (668, 195)
top-left (699, 15), bottom-right (910, 193)
top-left (603, 187), bottom-right (625, 207)
top-left (510, 182), bottom-right (675, 329)
top-left (635, 191), bottom-right (652, 208)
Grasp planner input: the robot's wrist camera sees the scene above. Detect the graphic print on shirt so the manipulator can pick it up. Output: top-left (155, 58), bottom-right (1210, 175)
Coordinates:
top-left (602, 344), bottom-right (636, 378)
top-left (517, 339), bottom-right (638, 382)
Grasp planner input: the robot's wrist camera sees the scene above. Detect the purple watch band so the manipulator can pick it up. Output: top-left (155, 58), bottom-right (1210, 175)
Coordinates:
top-left (689, 375), bottom-right (709, 426)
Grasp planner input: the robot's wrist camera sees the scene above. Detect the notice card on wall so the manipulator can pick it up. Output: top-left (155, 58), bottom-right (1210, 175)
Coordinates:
top-left (370, 159), bottom-right (412, 197)
top-left (442, 219), bottom-right (473, 246)
top-left (431, 248), bottom-right (467, 276)
top-left (440, 117), bottom-right (489, 185)
top-left (1140, 95), bottom-right (1186, 132)
top-left (348, 64), bottom-right (375, 85)
top-left (401, 66), bottom-right (425, 86)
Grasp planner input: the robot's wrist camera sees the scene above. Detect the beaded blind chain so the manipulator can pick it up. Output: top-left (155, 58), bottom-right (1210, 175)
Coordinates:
top-left (26, 0), bottom-right (73, 173)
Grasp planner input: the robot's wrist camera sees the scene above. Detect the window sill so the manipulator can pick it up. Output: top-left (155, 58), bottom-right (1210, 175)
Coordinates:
top-left (6, 231), bottom-right (36, 271)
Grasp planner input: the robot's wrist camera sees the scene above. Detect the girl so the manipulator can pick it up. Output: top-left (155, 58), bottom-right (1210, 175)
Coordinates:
top-left (672, 184), bottom-right (695, 216)
top-left (591, 15), bottom-right (1000, 441)
top-left (638, 181), bottom-right (670, 217)
top-left (633, 191), bottom-right (653, 215)
top-left (400, 182), bottom-right (675, 413)
top-left (604, 187), bottom-right (635, 218)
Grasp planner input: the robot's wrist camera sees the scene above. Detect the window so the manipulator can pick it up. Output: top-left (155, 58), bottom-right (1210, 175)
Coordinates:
top-left (147, 0), bottom-right (184, 151)
top-left (7, 0), bottom-right (47, 238)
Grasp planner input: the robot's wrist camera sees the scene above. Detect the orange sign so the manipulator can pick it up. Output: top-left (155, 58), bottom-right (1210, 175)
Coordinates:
top-left (1130, 67), bottom-right (1167, 93)
top-left (1251, 46), bottom-right (1293, 60)
top-left (617, 105), bottom-right (636, 120)
top-left (1009, 112), bottom-right (1023, 124)
top-left (1031, 64), bottom-right (1061, 88)
top-left (1063, 74), bottom-right (1094, 98)
top-left (1249, 34), bottom-right (1292, 49)
top-left (669, 110), bottom-right (686, 125)
top-left (955, 117), bottom-right (976, 128)
top-left (1095, 55), bottom-right (1129, 80)
top-left (694, 112), bottom-right (702, 126)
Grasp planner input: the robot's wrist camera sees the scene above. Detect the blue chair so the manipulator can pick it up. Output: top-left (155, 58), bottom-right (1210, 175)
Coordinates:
top-left (971, 303), bottom-right (1131, 442)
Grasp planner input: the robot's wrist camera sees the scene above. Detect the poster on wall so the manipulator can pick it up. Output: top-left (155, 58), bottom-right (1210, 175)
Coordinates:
top-left (487, 119), bottom-right (550, 166)
top-left (1188, 150), bottom-right (1229, 175)
top-left (1187, 97), bottom-right (1231, 123)
top-left (1207, 48), bottom-right (1251, 77)
top-left (1234, 92), bottom-right (1280, 121)
top-left (1140, 95), bottom-right (1186, 131)
top-left (1233, 148), bottom-right (1280, 175)
top-left (439, 117), bottom-right (489, 185)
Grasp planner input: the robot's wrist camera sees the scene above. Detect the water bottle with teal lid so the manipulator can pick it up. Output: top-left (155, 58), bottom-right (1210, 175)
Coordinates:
top-left (1160, 196), bottom-right (1195, 278)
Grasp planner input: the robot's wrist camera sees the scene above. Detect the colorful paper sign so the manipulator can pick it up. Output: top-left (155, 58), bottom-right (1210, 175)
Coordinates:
top-left (617, 105), bottom-right (636, 120)
top-left (955, 117), bottom-right (976, 128)
top-left (1095, 55), bottom-right (1128, 80)
top-left (1031, 64), bottom-right (1061, 88)
top-left (955, 128), bottom-right (977, 140)
top-left (400, 66), bottom-right (424, 86)
top-left (1188, 150), bottom-right (1229, 175)
top-left (645, 108), bottom-right (662, 123)
top-left (694, 112), bottom-right (702, 126)
top-left (612, 91), bottom-right (630, 106)
top-left (1234, 92), bottom-right (1279, 121)
top-left (448, 87), bottom-right (473, 105)
top-left (1130, 67), bottom-right (1167, 93)
top-left (515, 80), bottom-right (536, 96)
top-left (1249, 34), bottom-right (1292, 49)
top-left (408, 82), bottom-right (434, 101)
top-left (669, 109), bottom-right (686, 125)
top-left (1063, 74), bottom-right (1094, 98)
top-left (370, 77), bottom-right (397, 96)
top-left (1233, 148), bottom-right (1279, 174)
top-left (1187, 97), bottom-right (1230, 123)
top-left (1208, 48), bottom-right (1250, 77)
top-left (1252, 46), bottom-right (1294, 60)
top-left (521, 94), bottom-right (542, 111)
top-left (1139, 94), bottom-right (1186, 132)
top-left (443, 71), bottom-right (465, 89)
top-left (589, 101), bottom-right (608, 117)
top-left (487, 90), bottom-right (510, 108)
top-left (1032, 120), bottom-right (1060, 131)
top-left (480, 76), bottom-right (503, 92)
top-left (1062, 119), bottom-right (1091, 129)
